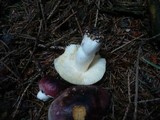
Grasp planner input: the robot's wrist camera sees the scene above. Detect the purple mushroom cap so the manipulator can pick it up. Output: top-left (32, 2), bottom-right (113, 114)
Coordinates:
top-left (48, 86), bottom-right (110, 120)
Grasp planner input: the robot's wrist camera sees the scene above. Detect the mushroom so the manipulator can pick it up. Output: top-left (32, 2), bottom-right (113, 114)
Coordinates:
top-left (54, 28), bottom-right (106, 85)
top-left (37, 76), bottom-right (67, 101)
top-left (36, 76), bottom-right (110, 120)
top-left (48, 86), bottom-right (110, 120)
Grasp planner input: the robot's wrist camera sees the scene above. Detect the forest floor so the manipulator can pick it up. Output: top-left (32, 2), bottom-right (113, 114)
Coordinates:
top-left (0, 0), bottom-right (160, 120)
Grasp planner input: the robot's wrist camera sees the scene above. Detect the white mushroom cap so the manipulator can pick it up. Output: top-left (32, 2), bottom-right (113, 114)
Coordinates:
top-left (54, 44), bottom-right (106, 85)
top-left (54, 28), bottom-right (106, 85)
top-left (37, 90), bottom-right (53, 101)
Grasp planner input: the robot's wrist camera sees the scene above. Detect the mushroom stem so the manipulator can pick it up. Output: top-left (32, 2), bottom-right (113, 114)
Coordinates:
top-left (72, 105), bottom-right (86, 120)
top-left (76, 34), bottom-right (101, 72)
top-left (37, 90), bottom-right (52, 101)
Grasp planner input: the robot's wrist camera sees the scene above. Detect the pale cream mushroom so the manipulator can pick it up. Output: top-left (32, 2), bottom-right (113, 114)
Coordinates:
top-left (54, 28), bottom-right (106, 85)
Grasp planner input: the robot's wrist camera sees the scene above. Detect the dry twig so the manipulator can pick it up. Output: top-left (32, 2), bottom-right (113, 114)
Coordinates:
top-left (12, 73), bottom-right (40, 118)
top-left (134, 45), bottom-right (141, 120)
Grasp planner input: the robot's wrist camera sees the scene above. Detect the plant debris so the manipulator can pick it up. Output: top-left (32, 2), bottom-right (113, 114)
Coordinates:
top-left (0, 0), bottom-right (160, 120)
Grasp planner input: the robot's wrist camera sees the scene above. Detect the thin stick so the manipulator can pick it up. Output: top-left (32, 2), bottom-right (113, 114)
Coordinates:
top-left (122, 70), bottom-right (131, 120)
top-left (111, 34), bottom-right (144, 53)
top-left (52, 12), bottom-right (76, 32)
top-left (127, 70), bottom-right (131, 103)
top-left (134, 45), bottom-right (141, 120)
top-left (142, 32), bottom-right (160, 41)
top-left (122, 104), bottom-right (130, 120)
top-left (21, 40), bottom-right (37, 74)
top-left (0, 39), bottom-right (10, 49)
top-left (111, 98), bottom-right (115, 119)
top-left (21, 19), bottom-right (42, 74)
top-left (141, 57), bottom-right (160, 70)
top-left (47, 0), bottom-right (61, 20)
top-left (71, 9), bottom-right (83, 36)
top-left (38, 44), bottom-right (65, 50)
top-left (45, 29), bottom-right (77, 46)
top-left (94, 0), bottom-right (100, 27)
top-left (137, 98), bottom-right (160, 104)
top-left (12, 73), bottom-right (40, 118)
top-left (0, 61), bottom-right (19, 79)
top-left (29, 50), bottom-right (45, 76)
top-left (0, 50), bottom-right (17, 61)
top-left (16, 34), bottom-right (36, 40)
top-left (35, 102), bottom-right (45, 120)
top-left (38, 0), bottom-right (47, 32)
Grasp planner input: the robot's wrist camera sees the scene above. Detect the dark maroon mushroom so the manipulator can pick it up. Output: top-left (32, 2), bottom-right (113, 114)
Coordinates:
top-left (48, 86), bottom-right (110, 120)
top-left (37, 76), bottom-right (67, 101)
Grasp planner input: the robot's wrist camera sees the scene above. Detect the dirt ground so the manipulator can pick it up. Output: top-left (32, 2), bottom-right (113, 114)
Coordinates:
top-left (0, 0), bottom-right (160, 120)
